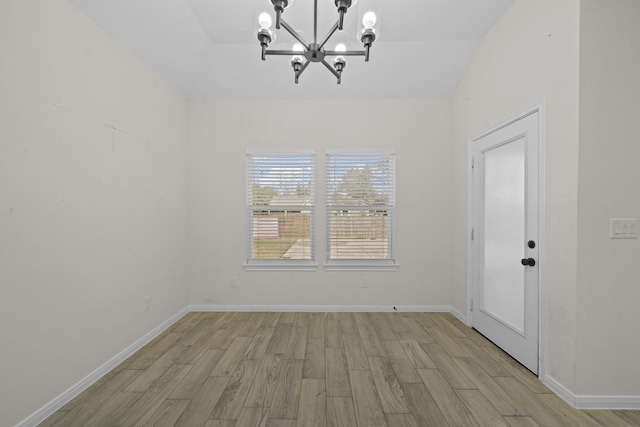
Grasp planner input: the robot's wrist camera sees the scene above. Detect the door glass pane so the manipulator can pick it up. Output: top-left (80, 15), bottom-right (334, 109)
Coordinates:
top-left (483, 138), bottom-right (525, 333)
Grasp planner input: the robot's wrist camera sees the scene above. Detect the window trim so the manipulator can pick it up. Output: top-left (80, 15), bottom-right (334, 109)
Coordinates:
top-left (324, 149), bottom-right (398, 272)
top-left (243, 260), bottom-right (318, 271)
top-left (324, 259), bottom-right (399, 272)
top-left (244, 149), bottom-right (317, 272)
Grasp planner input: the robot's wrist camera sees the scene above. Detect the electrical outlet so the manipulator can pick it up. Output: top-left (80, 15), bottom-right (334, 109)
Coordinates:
top-left (362, 277), bottom-right (368, 288)
top-left (230, 276), bottom-right (238, 288)
top-left (144, 295), bottom-right (151, 311)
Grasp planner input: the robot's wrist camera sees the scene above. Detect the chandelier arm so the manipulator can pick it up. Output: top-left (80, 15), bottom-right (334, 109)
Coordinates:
top-left (275, 9), bottom-right (282, 30)
top-left (321, 59), bottom-right (341, 79)
top-left (264, 50), bottom-right (297, 56)
top-left (298, 60), bottom-right (311, 77)
top-left (324, 50), bottom-right (366, 57)
top-left (294, 61), bottom-right (310, 84)
top-left (280, 19), bottom-right (310, 50)
top-left (318, 21), bottom-right (340, 51)
top-left (313, 0), bottom-right (318, 43)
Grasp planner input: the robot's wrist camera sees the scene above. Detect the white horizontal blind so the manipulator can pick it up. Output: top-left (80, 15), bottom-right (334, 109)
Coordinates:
top-left (246, 151), bottom-right (314, 262)
top-left (326, 151), bottom-right (395, 261)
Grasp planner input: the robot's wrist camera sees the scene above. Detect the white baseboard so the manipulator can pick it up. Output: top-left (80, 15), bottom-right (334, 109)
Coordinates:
top-left (449, 306), bottom-right (467, 324)
top-left (16, 307), bottom-right (189, 427)
top-left (543, 375), bottom-right (640, 410)
top-left (574, 396), bottom-right (640, 410)
top-left (188, 304), bottom-right (454, 313)
top-left (543, 375), bottom-right (578, 407)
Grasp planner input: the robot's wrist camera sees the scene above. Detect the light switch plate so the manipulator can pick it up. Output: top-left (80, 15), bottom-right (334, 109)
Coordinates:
top-left (610, 219), bottom-right (638, 239)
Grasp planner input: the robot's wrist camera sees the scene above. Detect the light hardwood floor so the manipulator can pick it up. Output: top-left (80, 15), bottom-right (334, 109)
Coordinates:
top-left (40, 312), bottom-right (640, 426)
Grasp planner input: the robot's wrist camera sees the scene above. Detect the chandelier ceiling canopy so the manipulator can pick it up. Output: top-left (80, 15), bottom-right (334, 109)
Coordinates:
top-left (256, 0), bottom-right (377, 84)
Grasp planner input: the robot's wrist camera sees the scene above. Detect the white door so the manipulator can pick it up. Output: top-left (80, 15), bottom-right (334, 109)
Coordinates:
top-left (471, 110), bottom-right (540, 374)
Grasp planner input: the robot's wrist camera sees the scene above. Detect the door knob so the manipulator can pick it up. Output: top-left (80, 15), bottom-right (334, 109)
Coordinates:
top-left (521, 258), bottom-right (536, 267)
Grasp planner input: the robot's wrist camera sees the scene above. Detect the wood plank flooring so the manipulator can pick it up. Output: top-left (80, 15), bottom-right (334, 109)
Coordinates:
top-left (40, 312), bottom-right (640, 427)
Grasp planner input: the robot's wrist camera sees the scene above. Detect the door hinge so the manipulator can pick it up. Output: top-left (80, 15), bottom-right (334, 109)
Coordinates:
top-left (470, 299), bottom-right (474, 311)
top-left (471, 157), bottom-right (475, 169)
top-left (471, 228), bottom-right (474, 240)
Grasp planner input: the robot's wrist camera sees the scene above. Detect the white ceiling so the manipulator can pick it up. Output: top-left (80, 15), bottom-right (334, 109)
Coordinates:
top-left (70, 0), bottom-right (515, 99)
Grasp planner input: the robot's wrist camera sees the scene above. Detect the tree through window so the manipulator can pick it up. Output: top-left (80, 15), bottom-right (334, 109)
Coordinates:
top-left (326, 151), bottom-right (396, 266)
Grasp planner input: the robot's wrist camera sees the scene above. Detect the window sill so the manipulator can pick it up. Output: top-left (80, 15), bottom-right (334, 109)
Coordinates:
top-left (324, 260), bottom-right (399, 272)
top-left (243, 261), bottom-right (318, 272)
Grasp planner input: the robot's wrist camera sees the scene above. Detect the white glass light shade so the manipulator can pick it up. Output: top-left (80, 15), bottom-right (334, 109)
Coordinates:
top-left (333, 44), bottom-right (346, 67)
top-left (258, 12), bottom-right (272, 29)
top-left (362, 11), bottom-right (376, 29)
top-left (292, 43), bottom-right (305, 65)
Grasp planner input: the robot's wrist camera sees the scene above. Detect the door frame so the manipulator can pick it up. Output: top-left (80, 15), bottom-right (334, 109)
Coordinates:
top-left (467, 100), bottom-right (548, 380)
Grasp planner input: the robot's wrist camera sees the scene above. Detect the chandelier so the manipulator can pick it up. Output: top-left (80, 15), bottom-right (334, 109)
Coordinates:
top-left (256, 0), bottom-right (377, 84)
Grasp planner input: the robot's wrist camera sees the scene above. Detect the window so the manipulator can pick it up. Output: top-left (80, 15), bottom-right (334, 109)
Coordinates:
top-left (244, 150), bottom-right (316, 270)
top-left (325, 150), bottom-right (397, 270)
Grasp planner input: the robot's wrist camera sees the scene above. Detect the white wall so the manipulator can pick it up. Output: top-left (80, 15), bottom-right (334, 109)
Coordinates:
top-left (0, 1), bottom-right (189, 425)
top-left (4, 1), bottom-right (639, 423)
top-left (187, 99), bottom-right (454, 309)
top-left (576, 0), bottom-right (640, 397)
top-left (451, 0), bottom-right (581, 392)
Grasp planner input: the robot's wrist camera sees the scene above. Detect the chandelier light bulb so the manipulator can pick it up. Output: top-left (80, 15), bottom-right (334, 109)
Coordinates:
top-left (334, 43), bottom-right (346, 73)
top-left (362, 11), bottom-right (376, 29)
top-left (258, 12), bottom-right (272, 30)
top-left (291, 43), bottom-right (305, 71)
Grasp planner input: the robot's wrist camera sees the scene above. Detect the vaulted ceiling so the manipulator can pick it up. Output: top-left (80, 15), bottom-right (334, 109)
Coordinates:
top-left (71, 0), bottom-right (515, 99)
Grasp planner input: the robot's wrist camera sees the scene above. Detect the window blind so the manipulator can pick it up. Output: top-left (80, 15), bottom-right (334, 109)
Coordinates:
top-left (246, 151), bottom-right (315, 263)
top-left (326, 151), bottom-right (395, 262)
